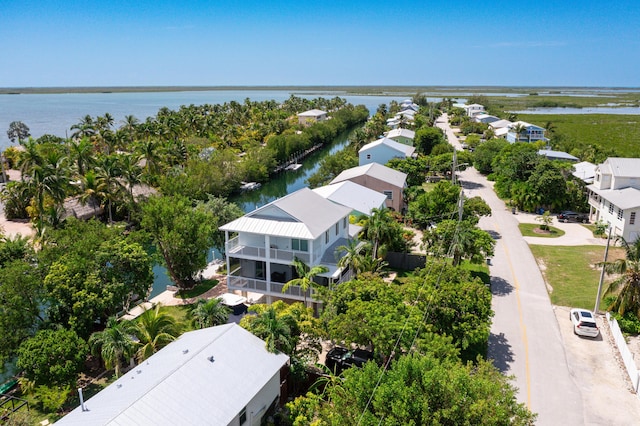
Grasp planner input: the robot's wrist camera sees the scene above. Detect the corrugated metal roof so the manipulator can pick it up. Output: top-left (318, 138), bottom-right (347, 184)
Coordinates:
top-left (489, 119), bottom-right (512, 129)
top-left (572, 161), bottom-right (596, 182)
top-left (57, 324), bottom-right (289, 426)
top-left (220, 188), bottom-right (351, 239)
top-left (331, 163), bottom-right (408, 188)
top-left (359, 138), bottom-right (416, 157)
top-left (538, 150), bottom-right (579, 161)
top-left (313, 181), bottom-right (387, 216)
top-left (604, 158), bottom-right (640, 178)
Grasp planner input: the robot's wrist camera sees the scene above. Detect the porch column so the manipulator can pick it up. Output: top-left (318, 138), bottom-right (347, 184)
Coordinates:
top-left (265, 235), bottom-right (272, 294)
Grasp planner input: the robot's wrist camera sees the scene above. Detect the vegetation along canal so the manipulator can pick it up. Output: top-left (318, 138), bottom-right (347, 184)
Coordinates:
top-left (150, 127), bottom-right (358, 297)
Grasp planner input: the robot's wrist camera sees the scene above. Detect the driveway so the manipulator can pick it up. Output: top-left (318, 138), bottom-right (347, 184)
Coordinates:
top-left (511, 211), bottom-right (607, 246)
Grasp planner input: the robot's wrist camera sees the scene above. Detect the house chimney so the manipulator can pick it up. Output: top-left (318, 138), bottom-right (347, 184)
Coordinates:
top-left (78, 388), bottom-right (86, 412)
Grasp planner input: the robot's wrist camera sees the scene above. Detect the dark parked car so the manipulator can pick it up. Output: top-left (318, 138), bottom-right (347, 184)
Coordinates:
top-left (325, 347), bottom-right (374, 374)
top-left (557, 211), bottom-right (589, 223)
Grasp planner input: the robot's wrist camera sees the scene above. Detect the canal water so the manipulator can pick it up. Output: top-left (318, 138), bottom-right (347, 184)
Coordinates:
top-left (149, 127), bottom-right (356, 297)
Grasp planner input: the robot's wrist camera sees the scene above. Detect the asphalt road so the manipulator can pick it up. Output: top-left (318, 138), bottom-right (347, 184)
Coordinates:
top-left (436, 115), bottom-right (585, 424)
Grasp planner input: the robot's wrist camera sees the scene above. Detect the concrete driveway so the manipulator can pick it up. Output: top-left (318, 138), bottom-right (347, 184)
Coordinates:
top-left (511, 210), bottom-right (607, 246)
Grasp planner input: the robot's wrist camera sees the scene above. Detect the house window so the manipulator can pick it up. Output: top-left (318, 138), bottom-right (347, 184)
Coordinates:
top-left (631, 212), bottom-right (636, 225)
top-left (383, 191), bottom-right (393, 200)
top-left (366, 154), bottom-right (371, 159)
top-left (239, 407), bottom-right (247, 425)
top-left (291, 239), bottom-right (308, 252)
top-left (618, 208), bottom-right (624, 221)
top-left (255, 261), bottom-right (266, 279)
top-left (609, 203), bottom-right (614, 214)
top-left (343, 217), bottom-right (347, 228)
top-left (335, 223), bottom-right (339, 235)
top-left (325, 231), bottom-right (329, 244)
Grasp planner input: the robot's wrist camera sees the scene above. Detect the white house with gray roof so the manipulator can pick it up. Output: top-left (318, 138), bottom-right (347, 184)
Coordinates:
top-left (330, 163), bottom-right (408, 212)
top-left (57, 324), bottom-right (289, 426)
top-left (587, 157), bottom-right (640, 242)
top-left (297, 109), bottom-right (328, 125)
top-left (313, 180), bottom-right (387, 217)
top-left (220, 188), bottom-right (354, 304)
top-left (358, 137), bottom-right (416, 166)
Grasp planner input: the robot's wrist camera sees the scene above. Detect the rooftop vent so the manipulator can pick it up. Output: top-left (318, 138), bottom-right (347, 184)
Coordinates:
top-left (183, 349), bottom-right (189, 354)
top-left (207, 356), bottom-right (215, 363)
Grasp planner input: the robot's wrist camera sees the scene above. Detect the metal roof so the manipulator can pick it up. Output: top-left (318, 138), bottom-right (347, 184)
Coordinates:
top-left (538, 149), bottom-right (579, 162)
top-left (587, 185), bottom-right (640, 210)
top-left (385, 128), bottom-right (415, 140)
top-left (572, 161), bottom-right (596, 183)
top-left (313, 181), bottom-right (387, 216)
top-left (220, 188), bottom-right (351, 239)
top-left (57, 324), bottom-right (289, 426)
top-left (330, 163), bottom-right (407, 188)
top-left (297, 109), bottom-right (327, 117)
top-left (358, 137), bottom-right (416, 157)
top-left (602, 158), bottom-right (640, 178)
top-left (489, 119), bottom-right (512, 129)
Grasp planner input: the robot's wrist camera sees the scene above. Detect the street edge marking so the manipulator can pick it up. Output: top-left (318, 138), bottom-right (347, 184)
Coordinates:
top-left (496, 221), bottom-right (532, 408)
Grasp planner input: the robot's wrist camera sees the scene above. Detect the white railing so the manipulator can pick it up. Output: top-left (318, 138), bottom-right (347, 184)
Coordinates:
top-left (606, 312), bottom-right (640, 393)
top-left (226, 236), bottom-right (311, 263)
top-left (226, 275), bottom-right (313, 301)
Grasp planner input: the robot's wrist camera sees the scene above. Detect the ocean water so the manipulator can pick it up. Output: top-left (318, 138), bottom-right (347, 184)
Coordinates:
top-left (0, 90), bottom-right (410, 149)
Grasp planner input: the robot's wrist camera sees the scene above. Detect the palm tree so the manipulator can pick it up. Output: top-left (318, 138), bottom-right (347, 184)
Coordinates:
top-left (335, 239), bottom-right (370, 276)
top-left (246, 305), bottom-right (295, 354)
top-left (70, 115), bottom-right (96, 141)
top-left (68, 137), bottom-right (94, 176)
top-left (95, 155), bottom-right (124, 223)
top-left (134, 304), bottom-right (180, 361)
top-left (358, 208), bottom-right (396, 260)
top-left (78, 169), bottom-right (107, 217)
top-left (603, 237), bottom-right (640, 315)
top-left (190, 298), bottom-right (231, 329)
top-left (512, 123), bottom-right (528, 143)
top-left (282, 257), bottom-right (329, 306)
top-left (17, 139), bottom-right (42, 182)
top-left (121, 114), bottom-right (140, 146)
top-left (89, 317), bottom-right (138, 377)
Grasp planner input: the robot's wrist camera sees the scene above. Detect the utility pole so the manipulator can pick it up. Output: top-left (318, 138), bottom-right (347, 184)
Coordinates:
top-left (594, 225), bottom-right (613, 315)
top-left (452, 149), bottom-right (458, 185)
top-left (458, 188), bottom-right (464, 222)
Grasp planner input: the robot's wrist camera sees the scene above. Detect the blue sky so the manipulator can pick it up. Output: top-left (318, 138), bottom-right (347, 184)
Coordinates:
top-left (1, 0), bottom-right (638, 87)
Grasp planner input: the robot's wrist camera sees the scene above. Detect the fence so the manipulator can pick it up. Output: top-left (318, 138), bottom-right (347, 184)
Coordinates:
top-left (606, 312), bottom-right (640, 394)
top-left (384, 252), bottom-right (426, 271)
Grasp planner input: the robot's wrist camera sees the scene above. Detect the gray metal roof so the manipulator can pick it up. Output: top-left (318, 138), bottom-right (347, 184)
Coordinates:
top-left (538, 149), bottom-right (579, 162)
top-left (330, 163), bottom-right (407, 188)
top-left (358, 137), bottom-right (416, 157)
top-left (220, 188), bottom-right (351, 239)
top-left (57, 324), bottom-right (289, 426)
top-left (572, 161), bottom-right (596, 183)
top-left (297, 109), bottom-right (327, 117)
top-left (602, 158), bottom-right (640, 178)
top-left (489, 119), bottom-right (512, 129)
top-left (386, 128), bottom-right (415, 140)
top-left (312, 181), bottom-right (387, 216)
top-left (587, 185), bottom-right (640, 209)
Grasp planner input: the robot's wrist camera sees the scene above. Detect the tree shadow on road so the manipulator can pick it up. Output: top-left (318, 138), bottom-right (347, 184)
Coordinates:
top-left (486, 230), bottom-right (501, 240)
top-left (488, 332), bottom-right (514, 373)
top-left (461, 180), bottom-right (484, 190)
top-left (490, 276), bottom-right (513, 296)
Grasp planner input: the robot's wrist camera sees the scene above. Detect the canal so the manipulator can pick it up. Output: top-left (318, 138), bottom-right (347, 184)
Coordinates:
top-left (149, 127), bottom-right (357, 297)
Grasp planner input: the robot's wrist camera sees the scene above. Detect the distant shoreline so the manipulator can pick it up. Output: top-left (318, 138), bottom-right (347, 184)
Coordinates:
top-left (1, 85), bottom-right (639, 96)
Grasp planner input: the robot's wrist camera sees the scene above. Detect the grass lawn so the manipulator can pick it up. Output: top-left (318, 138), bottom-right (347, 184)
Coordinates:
top-left (459, 260), bottom-right (490, 286)
top-left (518, 223), bottom-right (565, 238)
top-left (518, 113), bottom-right (640, 157)
top-left (528, 245), bottom-right (625, 309)
top-left (174, 279), bottom-right (219, 299)
top-left (158, 305), bottom-right (194, 331)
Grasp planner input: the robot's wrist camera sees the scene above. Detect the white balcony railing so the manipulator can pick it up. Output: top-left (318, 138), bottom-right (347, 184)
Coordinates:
top-left (227, 275), bottom-right (313, 301)
top-left (226, 236), bottom-right (311, 263)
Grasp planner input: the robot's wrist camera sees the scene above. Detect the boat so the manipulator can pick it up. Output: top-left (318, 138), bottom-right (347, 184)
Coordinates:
top-left (285, 163), bottom-right (302, 171)
top-left (240, 181), bottom-right (261, 191)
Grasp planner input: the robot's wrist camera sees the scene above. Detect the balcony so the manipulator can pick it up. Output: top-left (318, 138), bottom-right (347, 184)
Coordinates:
top-left (226, 236), bottom-right (311, 263)
top-left (227, 274), bottom-right (313, 301)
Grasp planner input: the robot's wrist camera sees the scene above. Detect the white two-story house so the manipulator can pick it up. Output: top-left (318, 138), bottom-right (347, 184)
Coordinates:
top-left (506, 121), bottom-right (548, 144)
top-left (220, 188), bottom-right (354, 305)
top-left (587, 157), bottom-right (640, 242)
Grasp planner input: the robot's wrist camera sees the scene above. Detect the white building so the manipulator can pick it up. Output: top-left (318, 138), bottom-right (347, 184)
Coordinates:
top-left (220, 188), bottom-right (354, 304)
top-left (57, 324), bottom-right (289, 426)
top-left (297, 109), bottom-right (328, 125)
top-left (358, 137), bottom-right (416, 166)
top-left (463, 104), bottom-right (485, 117)
top-left (587, 157), bottom-right (640, 242)
top-left (385, 128), bottom-right (415, 146)
top-left (312, 181), bottom-right (387, 217)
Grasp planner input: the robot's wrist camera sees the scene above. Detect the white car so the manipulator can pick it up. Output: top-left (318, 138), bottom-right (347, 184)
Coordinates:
top-left (570, 308), bottom-right (600, 338)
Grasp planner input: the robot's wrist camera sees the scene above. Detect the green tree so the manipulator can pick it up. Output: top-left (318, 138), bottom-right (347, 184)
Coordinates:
top-left (414, 127), bottom-right (445, 155)
top-left (473, 138), bottom-right (509, 174)
top-left (423, 219), bottom-right (495, 266)
top-left (358, 207), bottom-right (400, 259)
top-left (242, 304), bottom-right (296, 354)
top-left (282, 257), bottom-right (329, 305)
top-left (6, 121), bottom-right (31, 144)
top-left (17, 328), bottom-right (88, 386)
top-left (190, 298), bottom-right (231, 329)
top-left (525, 160), bottom-right (568, 211)
top-left (196, 195), bottom-right (244, 254)
top-left (141, 194), bottom-right (216, 289)
top-left (0, 259), bottom-right (44, 367)
top-left (603, 237), bottom-right (640, 316)
top-left (89, 317), bottom-right (138, 378)
top-left (293, 353), bottom-right (535, 425)
top-left (335, 239), bottom-right (371, 276)
top-left (134, 304), bottom-right (180, 361)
